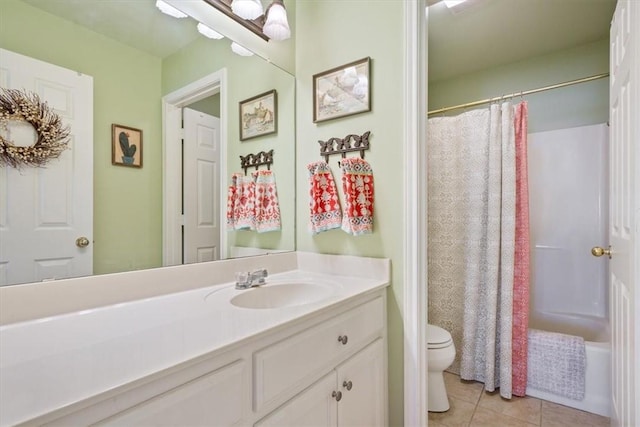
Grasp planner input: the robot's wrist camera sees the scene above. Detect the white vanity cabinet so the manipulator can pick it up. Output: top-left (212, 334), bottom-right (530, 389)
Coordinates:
top-left (15, 280), bottom-right (388, 427)
top-left (99, 360), bottom-right (247, 427)
top-left (253, 296), bottom-right (385, 412)
top-left (256, 339), bottom-right (385, 427)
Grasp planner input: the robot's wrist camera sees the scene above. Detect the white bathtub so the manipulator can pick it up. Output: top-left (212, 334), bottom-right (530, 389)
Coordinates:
top-left (527, 311), bottom-right (611, 417)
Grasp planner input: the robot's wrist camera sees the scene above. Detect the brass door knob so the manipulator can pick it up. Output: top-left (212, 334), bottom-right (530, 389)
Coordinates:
top-left (76, 237), bottom-right (90, 248)
top-left (591, 246), bottom-right (611, 259)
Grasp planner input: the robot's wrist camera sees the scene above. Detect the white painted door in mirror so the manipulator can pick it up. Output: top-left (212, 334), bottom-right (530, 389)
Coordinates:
top-left (183, 107), bottom-right (221, 263)
top-left (0, 49), bottom-right (93, 286)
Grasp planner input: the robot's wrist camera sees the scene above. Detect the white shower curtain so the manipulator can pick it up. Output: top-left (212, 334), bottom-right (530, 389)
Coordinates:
top-left (428, 102), bottom-right (517, 399)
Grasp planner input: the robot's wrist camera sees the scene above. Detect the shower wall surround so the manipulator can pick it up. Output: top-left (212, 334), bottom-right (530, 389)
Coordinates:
top-left (427, 37), bottom-right (610, 376)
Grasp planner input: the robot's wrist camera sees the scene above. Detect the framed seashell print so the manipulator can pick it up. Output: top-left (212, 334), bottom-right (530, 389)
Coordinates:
top-left (313, 57), bottom-right (371, 123)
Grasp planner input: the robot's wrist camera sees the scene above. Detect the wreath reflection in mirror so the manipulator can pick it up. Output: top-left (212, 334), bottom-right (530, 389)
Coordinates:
top-left (0, 88), bottom-right (70, 168)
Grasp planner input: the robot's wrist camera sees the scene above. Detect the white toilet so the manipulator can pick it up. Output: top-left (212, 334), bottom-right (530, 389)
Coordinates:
top-left (427, 324), bottom-right (456, 412)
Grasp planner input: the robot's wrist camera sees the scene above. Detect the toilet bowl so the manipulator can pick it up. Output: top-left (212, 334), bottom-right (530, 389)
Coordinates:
top-left (427, 324), bottom-right (456, 412)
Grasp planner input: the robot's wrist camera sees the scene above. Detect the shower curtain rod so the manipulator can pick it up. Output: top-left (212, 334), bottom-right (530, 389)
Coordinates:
top-left (427, 72), bottom-right (610, 116)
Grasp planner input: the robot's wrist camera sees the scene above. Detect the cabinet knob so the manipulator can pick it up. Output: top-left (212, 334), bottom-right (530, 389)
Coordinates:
top-left (342, 380), bottom-right (353, 391)
top-left (337, 335), bottom-right (348, 345)
top-left (332, 390), bottom-right (342, 402)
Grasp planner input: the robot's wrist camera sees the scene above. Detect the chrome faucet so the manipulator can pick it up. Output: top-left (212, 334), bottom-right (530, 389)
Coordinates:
top-left (235, 268), bottom-right (268, 290)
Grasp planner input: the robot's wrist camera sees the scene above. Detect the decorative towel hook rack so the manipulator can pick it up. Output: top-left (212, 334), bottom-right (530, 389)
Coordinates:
top-left (240, 149), bottom-right (274, 175)
top-left (318, 131), bottom-right (371, 163)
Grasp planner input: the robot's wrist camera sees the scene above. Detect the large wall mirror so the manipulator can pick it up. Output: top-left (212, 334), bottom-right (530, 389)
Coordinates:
top-left (0, 0), bottom-right (296, 287)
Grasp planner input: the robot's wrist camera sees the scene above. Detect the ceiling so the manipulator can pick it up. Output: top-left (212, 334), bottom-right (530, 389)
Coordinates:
top-left (428, 0), bottom-right (617, 82)
top-left (21, 0), bottom-right (200, 58)
top-left (21, 0), bottom-right (617, 75)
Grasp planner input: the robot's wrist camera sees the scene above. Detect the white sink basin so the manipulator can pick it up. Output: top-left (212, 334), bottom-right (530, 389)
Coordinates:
top-left (230, 282), bottom-right (333, 309)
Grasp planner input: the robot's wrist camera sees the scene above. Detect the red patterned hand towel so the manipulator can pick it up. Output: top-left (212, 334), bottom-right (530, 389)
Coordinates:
top-left (307, 161), bottom-right (342, 234)
top-left (233, 174), bottom-right (256, 230)
top-left (340, 158), bottom-right (374, 235)
top-left (226, 172), bottom-right (243, 231)
top-left (253, 170), bottom-right (281, 233)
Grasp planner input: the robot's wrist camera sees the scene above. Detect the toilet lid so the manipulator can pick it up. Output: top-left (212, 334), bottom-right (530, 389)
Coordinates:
top-left (427, 324), bottom-right (452, 349)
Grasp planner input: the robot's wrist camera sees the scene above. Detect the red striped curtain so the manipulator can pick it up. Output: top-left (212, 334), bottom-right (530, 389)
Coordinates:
top-left (512, 101), bottom-right (530, 396)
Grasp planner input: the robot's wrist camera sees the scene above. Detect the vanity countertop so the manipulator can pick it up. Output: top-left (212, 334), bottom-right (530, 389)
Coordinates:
top-left (0, 253), bottom-right (390, 426)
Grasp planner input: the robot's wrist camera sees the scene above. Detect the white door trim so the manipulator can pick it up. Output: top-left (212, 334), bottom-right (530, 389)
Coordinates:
top-left (162, 69), bottom-right (228, 266)
top-left (403, 1), bottom-right (429, 425)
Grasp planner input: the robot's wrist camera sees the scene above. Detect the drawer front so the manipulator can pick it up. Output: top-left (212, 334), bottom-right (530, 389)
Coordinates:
top-left (99, 360), bottom-right (247, 427)
top-left (254, 296), bottom-right (384, 411)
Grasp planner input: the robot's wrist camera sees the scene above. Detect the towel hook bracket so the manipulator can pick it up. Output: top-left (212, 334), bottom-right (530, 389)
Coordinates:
top-left (318, 131), bottom-right (371, 164)
top-left (240, 149), bottom-right (274, 175)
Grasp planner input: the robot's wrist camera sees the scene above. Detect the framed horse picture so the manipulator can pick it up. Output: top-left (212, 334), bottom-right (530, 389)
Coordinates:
top-left (239, 89), bottom-right (277, 141)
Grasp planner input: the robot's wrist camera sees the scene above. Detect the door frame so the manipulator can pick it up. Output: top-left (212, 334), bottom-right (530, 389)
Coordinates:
top-left (403, 1), bottom-right (429, 425)
top-left (162, 69), bottom-right (228, 266)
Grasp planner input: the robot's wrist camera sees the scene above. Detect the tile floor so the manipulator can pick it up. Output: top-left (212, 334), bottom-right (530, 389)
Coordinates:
top-left (428, 372), bottom-right (610, 427)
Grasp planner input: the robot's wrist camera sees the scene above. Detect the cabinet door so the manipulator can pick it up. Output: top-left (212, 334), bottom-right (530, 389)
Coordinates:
top-left (336, 339), bottom-right (386, 427)
top-left (255, 372), bottom-right (338, 427)
top-left (99, 360), bottom-right (246, 426)
top-left (254, 297), bottom-right (384, 411)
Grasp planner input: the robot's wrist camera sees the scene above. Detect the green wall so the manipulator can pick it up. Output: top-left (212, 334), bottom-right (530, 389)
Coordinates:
top-left (3, 1), bottom-right (404, 421)
top-left (294, 2), bottom-right (406, 425)
top-left (429, 38), bottom-right (610, 133)
top-left (162, 37), bottom-right (296, 255)
top-left (189, 94), bottom-right (221, 118)
top-left (0, 0), bottom-right (163, 274)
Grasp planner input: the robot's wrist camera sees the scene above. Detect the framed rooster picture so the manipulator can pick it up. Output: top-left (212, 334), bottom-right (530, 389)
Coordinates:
top-left (313, 57), bottom-right (371, 123)
top-left (112, 124), bottom-right (142, 168)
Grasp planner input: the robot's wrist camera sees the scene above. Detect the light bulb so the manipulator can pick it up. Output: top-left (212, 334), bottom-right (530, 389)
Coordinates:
top-left (231, 0), bottom-right (264, 20)
top-left (155, 0), bottom-right (188, 18)
top-left (197, 23), bottom-right (224, 40)
top-left (263, 1), bottom-right (290, 41)
top-left (443, 0), bottom-right (468, 8)
top-left (231, 42), bottom-right (254, 57)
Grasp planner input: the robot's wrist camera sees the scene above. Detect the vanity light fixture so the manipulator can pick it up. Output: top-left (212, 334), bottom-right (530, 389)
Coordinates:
top-left (204, 0), bottom-right (291, 42)
top-left (197, 22), bottom-right (225, 39)
top-left (263, 0), bottom-right (290, 41)
top-left (231, 42), bottom-right (254, 56)
top-left (155, 0), bottom-right (188, 18)
top-left (231, 0), bottom-right (264, 20)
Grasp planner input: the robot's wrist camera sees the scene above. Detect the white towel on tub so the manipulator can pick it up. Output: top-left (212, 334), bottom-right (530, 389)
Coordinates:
top-left (527, 328), bottom-right (586, 400)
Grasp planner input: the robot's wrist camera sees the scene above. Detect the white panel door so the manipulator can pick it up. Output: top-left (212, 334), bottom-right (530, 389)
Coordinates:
top-left (609, 2), bottom-right (638, 426)
top-left (182, 107), bottom-right (220, 264)
top-left (0, 49), bottom-right (93, 286)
